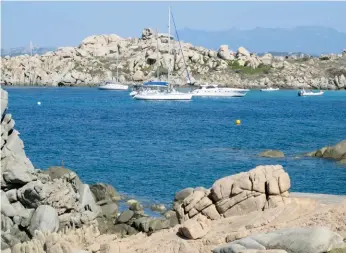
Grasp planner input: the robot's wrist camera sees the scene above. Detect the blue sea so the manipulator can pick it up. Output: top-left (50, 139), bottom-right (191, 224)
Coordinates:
top-left (4, 87), bottom-right (346, 206)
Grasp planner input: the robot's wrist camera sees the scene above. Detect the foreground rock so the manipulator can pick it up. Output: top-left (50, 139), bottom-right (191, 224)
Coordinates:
top-left (213, 227), bottom-right (344, 253)
top-left (0, 87), bottom-right (104, 250)
top-left (179, 215), bottom-right (211, 239)
top-left (258, 150), bottom-right (285, 158)
top-left (305, 139), bottom-right (346, 163)
top-left (173, 165), bottom-right (290, 223)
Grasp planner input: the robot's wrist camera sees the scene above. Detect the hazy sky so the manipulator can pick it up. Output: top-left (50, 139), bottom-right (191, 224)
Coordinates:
top-left (2, 1), bottom-right (346, 48)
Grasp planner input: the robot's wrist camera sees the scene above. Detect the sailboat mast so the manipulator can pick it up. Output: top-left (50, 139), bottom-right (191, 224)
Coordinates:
top-left (116, 51), bottom-right (119, 82)
top-left (156, 29), bottom-right (159, 80)
top-left (168, 7), bottom-right (171, 88)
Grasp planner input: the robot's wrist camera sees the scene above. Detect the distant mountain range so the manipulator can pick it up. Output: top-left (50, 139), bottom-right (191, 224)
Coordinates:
top-left (177, 26), bottom-right (346, 55)
top-left (2, 26), bottom-right (346, 57)
top-left (1, 47), bottom-right (56, 57)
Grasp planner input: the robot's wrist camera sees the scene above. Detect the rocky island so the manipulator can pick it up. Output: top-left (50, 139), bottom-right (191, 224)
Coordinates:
top-left (1, 28), bottom-right (346, 89)
top-left (1, 86), bottom-right (346, 253)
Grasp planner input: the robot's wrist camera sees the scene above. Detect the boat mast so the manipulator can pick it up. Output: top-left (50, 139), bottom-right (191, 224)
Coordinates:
top-left (168, 7), bottom-right (171, 90)
top-left (156, 29), bottom-right (159, 80)
top-left (116, 50), bottom-right (119, 82)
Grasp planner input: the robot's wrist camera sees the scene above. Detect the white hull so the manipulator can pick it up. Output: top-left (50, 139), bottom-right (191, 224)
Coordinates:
top-left (192, 88), bottom-right (246, 97)
top-left (99, 83), bottom-right (128, 90)
top-left (261, 88), bottom-right (279, 91)
top-left (130, 91), bottom-right (138, 96)
top-left (298, 90), bottom-right (324, 96)
top-left (134, 92), bottom-right (192, 100)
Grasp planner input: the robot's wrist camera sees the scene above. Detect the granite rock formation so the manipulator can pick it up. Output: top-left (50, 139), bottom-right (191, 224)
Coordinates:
top-left (1, 28), bottom-right (346, 90)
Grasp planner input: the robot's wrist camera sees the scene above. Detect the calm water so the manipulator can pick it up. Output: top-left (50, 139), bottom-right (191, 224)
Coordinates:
top-left (4, 87), bottom-right (346, 206)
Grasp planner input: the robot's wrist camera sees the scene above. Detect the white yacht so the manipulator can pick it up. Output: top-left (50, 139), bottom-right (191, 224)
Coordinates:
top-left (261, 87), bottom-right (280, 91)
top-left (191, 84), bottom-right (247, 97)
top-left (99, 53), bottom-right (128, 90)
top-left (133, 8), bottom-right (192, 101)
top-left (298, 89), bottom-right (324, 96)
top-left (99, 81), bottom-right (128, 90)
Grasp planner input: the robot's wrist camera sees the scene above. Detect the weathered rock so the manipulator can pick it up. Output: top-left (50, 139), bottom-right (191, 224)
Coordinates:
top-left (28, 205), bottom-right (59, 236)
top-left (306, 139), bottom-right (346, 162)
top-left (151, 203), bottom-right (166, 213)
top-left (179, 215), bottom-right (210, 239)
top-left (44, 166), bottom-right (81, 189)
top-left (117, 210), bottom-right (134, 223)
top-left (212, 227), bottom-right (344, 253)
top-left (237, 47), bottom-right (250, 57)
top-left (90, 183), bottom-right (120, 202)
top-left (100, 202), bottom-right (118, 218)
top-left (5, 189), bottom-right (17, 202)
top-left (1, 191), bottom-right (17, 217)
top-left (258, 150), bottom-right (285, 158)
top-left (132, 70), bottom-right (145, 81)
top-left (175, 188), bottom-right (194, 202)
top-left (79, 184), bottom-right (101, 216)
top-left (218, 45), bottom-right (232, 60)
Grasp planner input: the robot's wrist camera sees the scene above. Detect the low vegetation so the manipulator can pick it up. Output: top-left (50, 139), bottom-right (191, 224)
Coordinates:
top-left (228, 60), bottom-right (271, 75)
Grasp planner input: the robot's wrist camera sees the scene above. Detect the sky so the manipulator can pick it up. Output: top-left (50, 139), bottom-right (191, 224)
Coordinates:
top-left (2, 1), bottom-right (346, 48)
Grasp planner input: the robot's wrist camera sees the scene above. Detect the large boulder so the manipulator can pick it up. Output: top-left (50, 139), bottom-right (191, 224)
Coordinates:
top-left (258, 150), bottom-right (285, 158)
top-left (173, 165), bottom-right (291, 223)
top-left (179, 215), bottom-right (210, 239)
top-left (218, 45), bottom-right (232, 60)
top-left (237, 47), bottom-right (250, 57)
top-left (44, 166), bottom-right (81, 189)
top-left (90, 183), bottom-right (120, 202)
top-left (306, 139), bottom-right (346, 162)
top-left (132, 70), bottom-right (145, 81)
top-left (212, 227), bottom-right (344, 253)
top-left (28, 205), bottom-right (59, 236)
top-left (1, 191), bottom-right (17, 217)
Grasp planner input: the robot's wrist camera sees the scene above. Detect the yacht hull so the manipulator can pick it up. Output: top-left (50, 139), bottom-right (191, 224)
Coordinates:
top-left (99, 84), bottom-right (128, 90)
top-left (298, 91), bottom-right (324, 96)
top-left (134, 93), bottom-right (192, 100)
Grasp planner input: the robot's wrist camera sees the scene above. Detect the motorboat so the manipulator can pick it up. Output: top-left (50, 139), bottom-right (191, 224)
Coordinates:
top-left (298, 89), bottom-right (324, 96)
top-left (191, 84), bottom-right (247, 97)
top-left (99, 81), bottom-right (128, 90)
top-left (261, 87), bottom-right (280, 91)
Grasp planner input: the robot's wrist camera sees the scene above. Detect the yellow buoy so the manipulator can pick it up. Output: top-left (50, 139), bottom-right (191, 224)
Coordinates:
top-left (236, 119), bottom-right (241, 125)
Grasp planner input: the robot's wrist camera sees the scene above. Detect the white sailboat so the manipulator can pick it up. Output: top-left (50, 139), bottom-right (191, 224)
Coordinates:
top-left (261, 87), bottom-right (280, 91)
top-left (134, 7), bottom-right (192, 101)
top-left (99, 53), bottom-right (128, 90)
top-left (298, 88), bottom-right (324, 96)
top-left (191, 84), bottom-right (247, 97)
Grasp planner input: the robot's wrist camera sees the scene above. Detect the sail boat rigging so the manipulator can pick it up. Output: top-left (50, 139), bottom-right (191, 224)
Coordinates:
top-left (133, 7), bottom-right (192, 100)
top-left (98, 50), bottom-right (128, 90)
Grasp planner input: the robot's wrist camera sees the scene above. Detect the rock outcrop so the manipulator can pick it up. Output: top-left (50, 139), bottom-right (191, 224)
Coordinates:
top-left (1, 28), bottom-right (346, 90)
top-left (213, 227), bottom-right (345, 253)
top-left (0, 87), bottom-right (107, 250)
top-left (258, 150), bottom-right (285, 158)
top-left (305, 139), bottom-right (346, 163)
top-left (173, 165), bottom-right (291, 223)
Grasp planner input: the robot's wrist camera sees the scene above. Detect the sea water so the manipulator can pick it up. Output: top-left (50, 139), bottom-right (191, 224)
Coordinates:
top-left (4, 87), bottom-right (346, 206)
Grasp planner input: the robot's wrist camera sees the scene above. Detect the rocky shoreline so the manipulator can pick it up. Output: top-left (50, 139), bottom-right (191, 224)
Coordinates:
top-left (1, 28), bottom-right (346, 90)
top-left (1, 86), bottom-right (346, 253)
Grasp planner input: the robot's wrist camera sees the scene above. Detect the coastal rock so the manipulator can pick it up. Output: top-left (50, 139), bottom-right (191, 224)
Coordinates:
top-left (258, 150), bottom-right (285, 158)
top-left (151, 204), bottom-right (166, 213)
top-left (117, 210), bottom-right (134, 223)
top-left (28, 205), bottom-right (59, 236)
top-left (175, 188), bottom-right (194, 202)
top-left (1, 191), bottom-right (17, 217)
top-left (179, 215), bottom-right (210, 239)
top-left (132, 70), bottom-right (145, 81)
top-left (44, 166), bottom-right (81, 189)
top-left (218, 45), bottom-right (232, 60)
top-left (237, 47), bottom-right (250, 57)
top-left (212, 227), bottom-right (344, 253)
top-left (90, 183), bottom-right (120, 202)
top-left (306, 139), bottom-right (346, 162)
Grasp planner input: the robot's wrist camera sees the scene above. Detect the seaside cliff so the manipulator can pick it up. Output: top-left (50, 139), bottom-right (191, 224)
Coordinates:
top-left (1, 86), bottom-right (346, 253)
top-left (1, 28), bottom-right (346, 89)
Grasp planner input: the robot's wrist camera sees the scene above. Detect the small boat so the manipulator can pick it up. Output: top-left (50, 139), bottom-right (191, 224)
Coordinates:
top-left (99, 81), bottom-right (128, 90)
top-left (191, 84), bottom-right (247, 97)
top-left (99, 53), bottom-right (128, 90)
top-left (298, 89), bottom-right (324, 96)
top-left (261, 87), bottom-right (280, 92)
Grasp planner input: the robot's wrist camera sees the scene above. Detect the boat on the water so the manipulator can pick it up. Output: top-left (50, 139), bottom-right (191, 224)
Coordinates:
top-left (99, 53), bottom-right (128, 90)
top-left (99, 81), bottom-right (128, 90)
top-left (261, 87), bottom-right (280, 92)
top-left (298, 89), bottom-right (324, 96)
top-left (134, 8), bottom-right (192, 101)
top-left (191, 84), bottom-right (247, 97)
